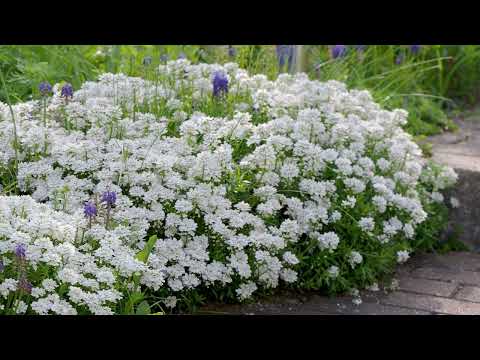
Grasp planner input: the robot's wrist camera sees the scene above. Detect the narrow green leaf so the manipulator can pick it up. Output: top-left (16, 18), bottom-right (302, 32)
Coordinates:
top-left (136, 300), bottom-right (151, 315)
top-left (135, 235), bottom-right (158, 263)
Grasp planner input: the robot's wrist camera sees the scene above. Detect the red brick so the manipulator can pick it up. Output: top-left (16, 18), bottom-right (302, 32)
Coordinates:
top-left (382, 291), bottom-right (480, 315)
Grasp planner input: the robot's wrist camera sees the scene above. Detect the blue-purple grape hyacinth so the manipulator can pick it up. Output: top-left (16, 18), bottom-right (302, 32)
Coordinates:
top-left (276, 45), bottom-right (294, 71)
top-left (39, 82), bottom-right (52, 96)
top-left (15, 244), bottom-right (26, 259)
top-left (18, 277), bottom-right (33, 294)
top-left (228, 46), bottom-right (237, 58)
top-left (84, 201), bottom-right (97, 218)
top-left (61, 83), bottom-right (74, 99)
top-left (212, 71), bottom-right (229, 97)
top-left (331, 45), bottom-right (347, 59)
top-left (410, 45), bottom-right (422, 55)
top-left (101, 191), bottom-right (117, 207)
top-left (395, 53), bottom-right (405, 65)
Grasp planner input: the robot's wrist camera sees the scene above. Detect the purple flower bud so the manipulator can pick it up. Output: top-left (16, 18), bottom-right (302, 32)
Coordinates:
top-left (15, 244), bottom-right (26, 259)
top-left (101, 191), bottom-right (117, 207)
top-left (212, 71), bottom-right (229, 97)
top-left (410, 45), bottom-right (421, 55)
top-left (395, 53), bottom-right (405, 65)
top-left (84, 201), bottom-right (97, 218)
top-left (0, 259), bottom-right (4, 272)
top-left (61, 83), bottom-right (74, 99)
top-left (228, 46), bottom-right (237, 58)
top-left (18, 277), bottom-right (32, 294)
top-left (160, 54), bottom-right (169, 63)
top-left (39, 82), bottom-right (52, 96)
top-left (177, 52), bottom-right (186, 60)
top-left (276, 45), bottom-right (294, 70)
top-left (355, 45), bottom-right (366, 52)
top-left (331, 45), bottom-right (347, 59)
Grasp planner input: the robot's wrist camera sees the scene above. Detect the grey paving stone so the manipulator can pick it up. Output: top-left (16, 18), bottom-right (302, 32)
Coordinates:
top-left (431, 153), bottom-right (480, 172)
top-left (382, 291), bottom-right (480, 315)
top-left (397, 276), bottom-right (458, 297)
top-left (200, 253), bottom-right (480, 315)
top-left (411, 266), bottom-right (480, 286)
top-left (454, 286), bottom-right (480, 303)
top-left (407, 252), bottom-right (480, 272)
top-left (294, 302), bottom-right (430, 315)
top-left (427, 114), bottom-right (480, 250)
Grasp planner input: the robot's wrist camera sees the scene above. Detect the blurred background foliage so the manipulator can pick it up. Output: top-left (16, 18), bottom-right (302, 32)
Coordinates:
top-left (1, 44), bottom-right (480, 137)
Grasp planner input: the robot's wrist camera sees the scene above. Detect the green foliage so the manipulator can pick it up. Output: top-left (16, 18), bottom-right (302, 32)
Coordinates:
top-left (136, 235), bottom-right (159, 263)
top-left (304, 45), bottom-right (480, 136)
top-left (2, 44), bottom-right (480, 138)
top-left (135, 300), bottom-right (151, 315)
top-left (0, 45), bottom-right (98, 103)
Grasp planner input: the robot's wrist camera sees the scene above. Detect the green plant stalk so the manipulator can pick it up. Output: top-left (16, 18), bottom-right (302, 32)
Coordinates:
top-left (43, 96), bottom-right (48, 155)
top-left (0, 70), bottom-right (19, 182)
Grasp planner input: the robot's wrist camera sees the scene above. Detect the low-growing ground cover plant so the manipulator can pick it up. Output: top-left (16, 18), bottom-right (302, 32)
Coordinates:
top-left (0, 60), bottom-right (457, 314)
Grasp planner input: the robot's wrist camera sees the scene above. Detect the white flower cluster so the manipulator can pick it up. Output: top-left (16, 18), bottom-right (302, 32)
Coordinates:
top-left (0, 59), bottom-right (457, 314)
top-left (0, 196), bottom-right (154, 314)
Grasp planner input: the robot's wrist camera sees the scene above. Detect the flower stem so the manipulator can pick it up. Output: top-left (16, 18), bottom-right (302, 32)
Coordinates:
top-left (0, 70), bottom-right (19, 183)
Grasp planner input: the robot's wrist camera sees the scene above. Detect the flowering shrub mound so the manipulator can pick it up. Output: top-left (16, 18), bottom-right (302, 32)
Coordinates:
top-left (0, 60), bottom-right (457, 314)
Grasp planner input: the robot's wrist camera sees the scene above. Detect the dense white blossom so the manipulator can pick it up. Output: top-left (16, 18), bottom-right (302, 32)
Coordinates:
top-left (0, 60), bottom-right (458, 314)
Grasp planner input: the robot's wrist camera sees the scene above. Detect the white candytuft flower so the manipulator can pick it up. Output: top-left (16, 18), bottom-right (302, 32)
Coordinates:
top-left (0, 59), bottom-right (458, 315)
top-left (450, 197), bottom-right (460, 208)
top-left (396, 250), bottom-right (410, 264)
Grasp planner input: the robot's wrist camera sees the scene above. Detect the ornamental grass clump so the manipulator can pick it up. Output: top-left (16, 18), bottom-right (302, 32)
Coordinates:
top-left (0, 59), bottom-right (457, 314)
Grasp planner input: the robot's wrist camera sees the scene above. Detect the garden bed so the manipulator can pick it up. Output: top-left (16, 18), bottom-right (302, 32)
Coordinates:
top-left (0, 60), bottom-right (457, 314)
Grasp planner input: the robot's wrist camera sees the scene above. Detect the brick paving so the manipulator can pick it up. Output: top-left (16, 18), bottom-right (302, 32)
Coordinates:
top-left (199, 252), bottom-right (480, 315)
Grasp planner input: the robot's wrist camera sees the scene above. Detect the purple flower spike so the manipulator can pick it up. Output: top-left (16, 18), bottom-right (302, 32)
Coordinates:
top-left (395, 53), bottom-right (405, 65)
top-left (410, 45), bottom-right (422, 55)
top-left (276, 45), bottom-right (294, 70)
top-left (61, 83), bottom-right (74, 99)
top-left (39, 82), bottom-right (52, 96)
top-left (15, 244), bottom-right (26, 259)
top-left (228, 46), bottom-right (237, 58)
top-left (84, 201), bottom-right (97, 218)
top-left (101, 191), bottom-right (117, 207)
top-left (0, 259), bottom-right (4, 272)
top-left (18, 277), bottom-right (32, 294)
top-left (355, 45), bottom-right (366, 52)
top-left (212, 71), bottom-right (229, 97)
top-left (331, 45), bottom-right (347, 59)
top-left (160, 54), bottom-right (169, 63)
top-left (177, 52), bottom-right (186, 60)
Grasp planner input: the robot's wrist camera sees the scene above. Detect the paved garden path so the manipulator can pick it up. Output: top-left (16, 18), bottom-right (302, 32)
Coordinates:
top-left (427, 108), bottom-right (480, 251)
top-left (199, 108), bottom-right (480, 315)
top-left (200, 252), bottom-right (480, 315)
